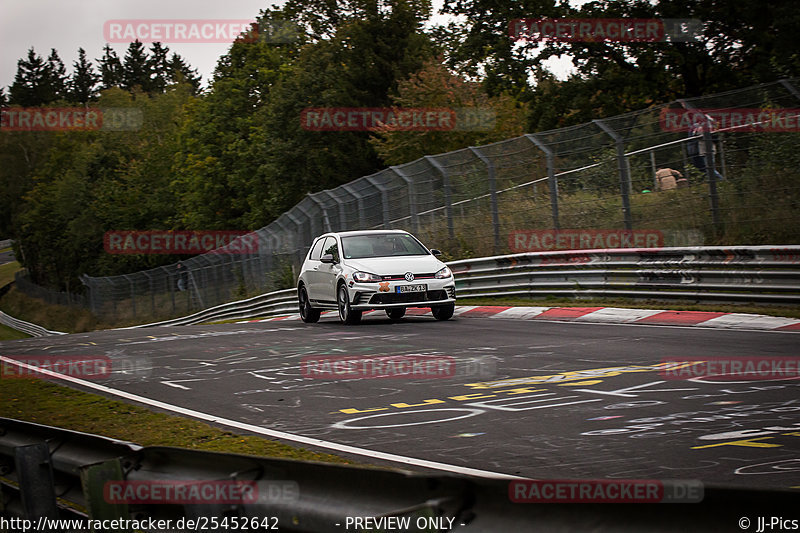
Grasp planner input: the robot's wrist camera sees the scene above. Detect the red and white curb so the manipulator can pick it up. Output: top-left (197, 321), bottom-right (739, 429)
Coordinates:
top-left (239, 306), bottom-right (800, 331)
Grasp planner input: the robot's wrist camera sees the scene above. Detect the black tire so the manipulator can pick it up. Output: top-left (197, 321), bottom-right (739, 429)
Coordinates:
top-left (386, 307), bottom-right (406, 321)
top-left (337, 284), bottom-right (362, 325)
top-left (298, 285), bottom-right (320, 323)
top-left (431, 303), bottom-right (455, 321)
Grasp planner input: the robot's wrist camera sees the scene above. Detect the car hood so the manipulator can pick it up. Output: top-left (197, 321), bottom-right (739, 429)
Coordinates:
top-left (344, 255), bottom-right (445, 275)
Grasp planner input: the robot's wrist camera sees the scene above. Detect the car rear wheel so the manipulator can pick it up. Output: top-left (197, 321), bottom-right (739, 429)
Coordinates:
top-left (298, 286), bottom-right (320, 323)
top-left (337, 284), bottom-right (362, 325)
top-left (386, 307), bottom-right (406, 321)
top-left (431, 303), bottom-right (455, 321)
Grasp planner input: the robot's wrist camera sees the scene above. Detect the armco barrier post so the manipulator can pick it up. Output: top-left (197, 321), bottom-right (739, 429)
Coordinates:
top-left (14, 443), bottom-right (60, 523)
top-left (80, 459), bottom-right (132, 531)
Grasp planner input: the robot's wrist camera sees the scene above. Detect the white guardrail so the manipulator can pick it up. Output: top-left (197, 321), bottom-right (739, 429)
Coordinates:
top-left (2, 246), bottom-right (799, 334)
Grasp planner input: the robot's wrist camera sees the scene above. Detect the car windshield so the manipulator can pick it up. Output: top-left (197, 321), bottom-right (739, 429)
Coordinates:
top-left (341, 234), bottom-right (430, 259)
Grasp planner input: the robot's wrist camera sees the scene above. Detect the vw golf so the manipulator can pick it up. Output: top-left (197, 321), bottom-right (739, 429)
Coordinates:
top-left (297, 230), bottom-right (456, 324)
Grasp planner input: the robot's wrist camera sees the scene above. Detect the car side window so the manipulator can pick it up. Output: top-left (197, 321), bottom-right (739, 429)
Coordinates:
top-left (309, 237), bottom-right (326, 261)
top-left (323, 238), bottom-right (339, 262)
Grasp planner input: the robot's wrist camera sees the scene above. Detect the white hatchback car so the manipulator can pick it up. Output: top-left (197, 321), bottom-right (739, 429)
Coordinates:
top-left (297, 230), bottom-right (456, 324)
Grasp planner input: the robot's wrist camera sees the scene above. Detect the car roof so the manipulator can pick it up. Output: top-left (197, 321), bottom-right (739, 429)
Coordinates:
top-left (320, 230), bottom-right (412, 238)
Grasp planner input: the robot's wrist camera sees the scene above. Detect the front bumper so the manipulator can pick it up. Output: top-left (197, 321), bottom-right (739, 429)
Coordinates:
top-left (348, 282), bottom-right (456, 310)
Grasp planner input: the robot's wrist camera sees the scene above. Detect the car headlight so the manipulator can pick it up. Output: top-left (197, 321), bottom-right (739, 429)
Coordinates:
top-left (435, 266), bottom-right (453, 279)
top-left (353, 271), bottom-right (382, 282)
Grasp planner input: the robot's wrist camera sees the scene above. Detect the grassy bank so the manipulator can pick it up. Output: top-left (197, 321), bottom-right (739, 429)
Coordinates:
top-left (0, 377), bottom-right (356, 465)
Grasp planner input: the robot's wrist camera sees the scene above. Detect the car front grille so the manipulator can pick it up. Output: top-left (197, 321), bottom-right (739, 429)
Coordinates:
top-left (368, 290), bottom-right (449, 305)
top-left (380, 273), bottom-right (436, 281)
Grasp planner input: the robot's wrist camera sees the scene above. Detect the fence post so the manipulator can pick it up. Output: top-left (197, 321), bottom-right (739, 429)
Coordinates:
top-left (702, 123), bottom-right (722, 231)
top-left (423, 155), bottom-right (454, 239)
top-left (365, 176), bottom-right (391, 229)
top-left (390, 166), bottom-right (418, 233)
top-left (284, 211), bottom-right (306, 265)
top-left (525, 134), bottom-right (560, 230)
top-left (593, 119), bottom-right (633, 230)
top-left (679, 99), bottom-right (722, 232)
top-left (649, 149), bottom-right (658, 190)
top-left (123, 274), bottom-right (135, 317)
top-left (79, 274), bottom-right (96, 314)
top-left (144, 270), bottom-right (155, 317)
top-left (779, 78), bottom-right (800, 101)
top-left (467, 146), bottom-right (500, 253)
top-left (342, 183), bottom-right (367, 230)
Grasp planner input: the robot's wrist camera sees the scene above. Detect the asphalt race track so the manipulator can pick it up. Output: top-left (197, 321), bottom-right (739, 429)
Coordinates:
top-left (2, 313), bottom-right (799, 495)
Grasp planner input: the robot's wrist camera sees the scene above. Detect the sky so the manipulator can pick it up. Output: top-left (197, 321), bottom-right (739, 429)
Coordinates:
top-left (0, 0), bottom-right (576, 94)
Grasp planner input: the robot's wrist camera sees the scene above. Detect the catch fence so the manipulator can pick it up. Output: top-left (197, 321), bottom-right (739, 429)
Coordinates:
top-left (65, 78), bottom-right (800, 322)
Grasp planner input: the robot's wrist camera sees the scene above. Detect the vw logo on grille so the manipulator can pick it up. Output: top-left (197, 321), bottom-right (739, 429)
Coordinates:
top-left (404, 272), bottom-right (415, 282)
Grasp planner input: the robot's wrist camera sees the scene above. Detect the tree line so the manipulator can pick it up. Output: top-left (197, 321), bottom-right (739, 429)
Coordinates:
top-left (1, 0), bottom-right (797, 292)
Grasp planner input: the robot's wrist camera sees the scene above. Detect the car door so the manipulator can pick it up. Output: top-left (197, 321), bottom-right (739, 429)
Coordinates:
top-left (304, 236), bottom-right (327, 301)
top-left (315, 236), bottom-right (340, 303)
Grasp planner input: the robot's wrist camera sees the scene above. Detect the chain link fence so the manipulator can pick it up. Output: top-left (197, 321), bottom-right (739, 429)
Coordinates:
top-left (18, 77), bottom-right (797, 323)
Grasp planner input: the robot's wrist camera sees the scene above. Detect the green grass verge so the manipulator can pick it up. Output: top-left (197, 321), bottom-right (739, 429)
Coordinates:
top-left (0, 378), bottom-right (357, 465)
top-left (0, 260), bottom-right (20, 288)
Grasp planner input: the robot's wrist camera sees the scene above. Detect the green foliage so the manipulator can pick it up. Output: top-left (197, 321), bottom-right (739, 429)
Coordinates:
top-left (2, 0), bottom-right (799, 299)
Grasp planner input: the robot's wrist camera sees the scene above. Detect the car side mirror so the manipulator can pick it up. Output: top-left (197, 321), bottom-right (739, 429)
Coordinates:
top-left (430, 249), bottom-right (442, 256)
top-left (320, 253), bottom-right (335, 264)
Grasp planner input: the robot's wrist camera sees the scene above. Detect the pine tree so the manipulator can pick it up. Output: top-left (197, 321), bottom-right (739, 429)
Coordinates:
top-left (167, 53), bottom-right (202, 94)
top-left (44, 48), bottom-right (68, 101)
top-left (121, 41), bottom-right (150, 92)
top-left (97, 44), bottom-right (123, 90)
top-left (9, 48), bottom-right (50, 106)
top-left (69, 48), bottom-right (99, 103)
top-left (0, 88), bottom-right (7, 107)
top-left (147, 43), bottom-right (171, 93)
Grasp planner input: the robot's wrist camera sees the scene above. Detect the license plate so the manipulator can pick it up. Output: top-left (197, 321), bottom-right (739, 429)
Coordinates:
top-left (397, 284), bottom-right (426, 293)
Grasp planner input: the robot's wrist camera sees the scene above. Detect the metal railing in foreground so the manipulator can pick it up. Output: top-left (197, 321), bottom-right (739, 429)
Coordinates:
top-left (0, 417), bottom-right (796, 532)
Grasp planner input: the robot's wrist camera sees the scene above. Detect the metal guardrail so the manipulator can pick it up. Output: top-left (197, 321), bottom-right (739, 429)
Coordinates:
top-left (136, 245), bottom-right (800, 327)
top-left (450, 245), bottom-right (800, 304)
top-left (0, 310), bottom-right (65, 337)
top-left (3, 246), bottom-right (798, 333)
top-left (126, 289), bottom-right (297, 329)
top-left (0, 417), bottom-right (797, 532)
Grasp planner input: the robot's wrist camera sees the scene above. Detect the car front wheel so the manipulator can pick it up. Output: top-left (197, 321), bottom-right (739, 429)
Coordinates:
top-left (298, 286), bottom-right (320, 323)
top-left (431, 303), bottom-right (455, 321)
top-left (337, 284), bottom-right (362, 325)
